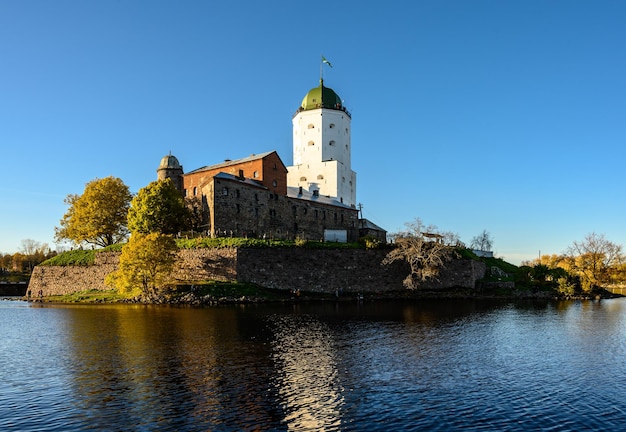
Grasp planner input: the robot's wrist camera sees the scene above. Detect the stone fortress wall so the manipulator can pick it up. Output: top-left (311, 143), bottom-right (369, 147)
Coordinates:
top-left (28, 248), bottom-right (487, 296)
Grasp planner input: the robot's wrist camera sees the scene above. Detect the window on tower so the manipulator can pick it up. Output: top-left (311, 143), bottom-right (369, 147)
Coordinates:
top-left (308, 141), bottom-right (315, 146)
top-left (329, 140), bottom-right (335, 146)
top-left (307, 124), bottom-right (314, 129)
top-left (329, 123), bottom-right (335, 129)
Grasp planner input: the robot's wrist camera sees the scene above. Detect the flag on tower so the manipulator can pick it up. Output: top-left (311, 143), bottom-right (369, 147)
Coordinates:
top-left (322, 56), bottom-right (333, 68)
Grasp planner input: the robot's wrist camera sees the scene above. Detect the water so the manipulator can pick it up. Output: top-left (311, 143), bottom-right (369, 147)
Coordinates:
top-left (1, 298), bottom-right (625, 431)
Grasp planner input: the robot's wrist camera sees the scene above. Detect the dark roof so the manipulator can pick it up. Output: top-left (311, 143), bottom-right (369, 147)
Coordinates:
top-left (213, 172), bottom-right (268, 189)
top-left (186, 150), bottom-right (281, 175)
top-left (359, 218), bottom-right (387, 232)
top-left (286, 186), bottom-right (355, 210)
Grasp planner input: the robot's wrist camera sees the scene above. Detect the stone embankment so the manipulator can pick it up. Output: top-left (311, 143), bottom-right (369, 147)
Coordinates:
top-left (28, 247), bottom-right (488, 297)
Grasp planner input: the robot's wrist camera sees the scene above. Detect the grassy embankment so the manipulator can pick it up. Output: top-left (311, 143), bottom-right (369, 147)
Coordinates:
top-left (39, 239), bottom-right (364, 303)
top-left (42, 238), bottom-right (559, 302)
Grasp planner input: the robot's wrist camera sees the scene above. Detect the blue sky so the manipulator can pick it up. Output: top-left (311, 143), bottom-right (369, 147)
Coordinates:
top-left (1, 1), bottom-right (625, 264)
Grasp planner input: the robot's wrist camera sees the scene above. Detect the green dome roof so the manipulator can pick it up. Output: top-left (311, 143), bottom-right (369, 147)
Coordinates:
top-left (300, 79), bottom-right (344, 111)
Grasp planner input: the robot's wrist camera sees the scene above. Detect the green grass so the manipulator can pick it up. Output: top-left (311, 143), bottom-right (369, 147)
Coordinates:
top-left (46, 289), bottom-right (129, 303)
top-left (40, 237), bottom-right (369, 267)
top-left (40, 249), bottom-right (97, 266)
top-left (175, 237), bottom-right (363, 249)
top-left (44, 282), bottom-right (337, 303)
top-left (172, 281), bottom-right (294, 300)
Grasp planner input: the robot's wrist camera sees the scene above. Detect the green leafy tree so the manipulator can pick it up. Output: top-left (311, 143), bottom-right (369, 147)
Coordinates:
top-left (106, 233), bottom-right (178, 296)
top-left (55, 177), bottom-right (132, 247)
top-left (127, 179), bottom-right (191, 235)
top-left (383, 218), bottom-right (456, 289)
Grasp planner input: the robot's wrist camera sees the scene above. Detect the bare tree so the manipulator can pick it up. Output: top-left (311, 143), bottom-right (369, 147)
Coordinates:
top-left (470, 230), bottom-right (493, 251)
top-left (383, 218), bottom-right (456, 289)
top-left (19, 239), bottom-right (42, 256)
top-left (565, 232), bottom-right (623, 289)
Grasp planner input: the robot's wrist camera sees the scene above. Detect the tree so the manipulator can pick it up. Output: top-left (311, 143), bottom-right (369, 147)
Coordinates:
top-left (127, 179), bottom-right (191, 235)
top-left (19, 239), bottom-right (53, 271)
top-left (55, 177), bottom-right (132, 247)
top-left (470, 230), bottom-right (493, 251)
top-left (565, 233), bottom-right (624, 290)
top-left (105, 233), bottom-right (178, 296)
top-left (383, 218), bottom-right (456, 289)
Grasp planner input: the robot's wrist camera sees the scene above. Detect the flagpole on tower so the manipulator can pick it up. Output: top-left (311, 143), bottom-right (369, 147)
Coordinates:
top-left (320, 55), bottom-right (323, 82)
top-left (321, 55), bottom-right (332, 83)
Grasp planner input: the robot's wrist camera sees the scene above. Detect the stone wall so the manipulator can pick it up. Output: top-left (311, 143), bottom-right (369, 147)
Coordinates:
top-left (28, 248), bottom-right (487, 296)
top-left (171, 248), bottom-right (237, 282)
top-left (207, 176), bottom-right (359, 241)
top-left (28, 252), bottom-right (120, 296)
top-left (236, 248), bottom-right (486, 293)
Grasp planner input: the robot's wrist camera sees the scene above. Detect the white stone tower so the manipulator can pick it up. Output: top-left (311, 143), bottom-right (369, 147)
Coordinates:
top-left (287, 79), bottom-right (356, 207)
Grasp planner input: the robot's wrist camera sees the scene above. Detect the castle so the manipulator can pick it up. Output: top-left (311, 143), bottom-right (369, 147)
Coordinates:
top-left (157, 79), bottom-right (386, 243)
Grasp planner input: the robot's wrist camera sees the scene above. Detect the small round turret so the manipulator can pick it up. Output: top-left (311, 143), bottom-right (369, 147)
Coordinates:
top-left (157, 152), bottom-right (184, 193)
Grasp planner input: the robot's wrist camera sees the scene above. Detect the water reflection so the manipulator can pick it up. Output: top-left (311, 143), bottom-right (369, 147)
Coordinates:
top-left (61, 305), bottom-right (279, 429)
top-left (3, 298), bottom-right (626, 431)
top-left (268, 313), bottom-right (344, 430)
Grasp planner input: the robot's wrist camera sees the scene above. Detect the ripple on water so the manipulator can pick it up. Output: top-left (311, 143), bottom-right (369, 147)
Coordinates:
top-left (1, 299), bottom-right (626, 431)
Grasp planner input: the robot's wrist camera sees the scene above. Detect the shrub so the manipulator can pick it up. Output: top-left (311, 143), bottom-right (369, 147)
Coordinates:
top-left (358, 235), bottom-right (382, 249)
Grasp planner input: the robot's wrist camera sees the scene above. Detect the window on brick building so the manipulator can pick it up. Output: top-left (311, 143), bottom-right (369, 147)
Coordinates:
top-left (300, 176), bottom-right (307, 181)
top-left (193, 187), bottom-right (197, 196)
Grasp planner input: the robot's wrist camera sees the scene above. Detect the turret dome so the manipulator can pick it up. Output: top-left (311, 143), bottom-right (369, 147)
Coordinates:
top-left (159, 154), bottom-right (182, 170)
top-left (300, 79), bottom-right (344, 111)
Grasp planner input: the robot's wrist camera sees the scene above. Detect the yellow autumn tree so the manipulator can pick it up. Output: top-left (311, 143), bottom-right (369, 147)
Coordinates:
top-left (55, 176), bottom-right (132, 247)
top-left (106, 233), bottom-right (178, 297)
top-left (565, 233), bottom-right (624, 290)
